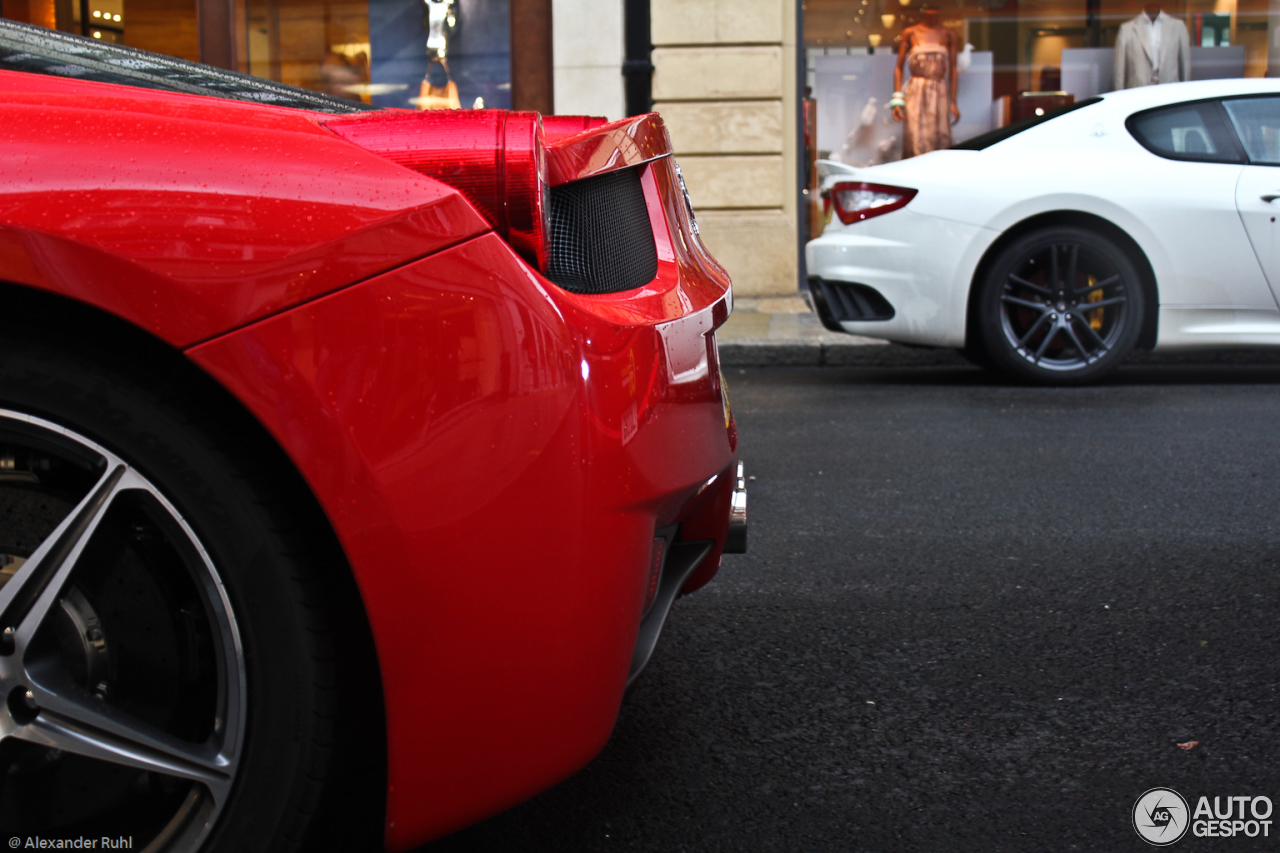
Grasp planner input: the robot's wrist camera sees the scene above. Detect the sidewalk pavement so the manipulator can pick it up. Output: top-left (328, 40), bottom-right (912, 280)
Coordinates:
top-left (716, 296), bottom-right (968, 367)
top-left (717, 295), bottom-right (1280, 368)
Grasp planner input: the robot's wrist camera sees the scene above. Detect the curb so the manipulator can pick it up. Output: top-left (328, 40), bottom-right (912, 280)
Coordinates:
top-left (717, 340), bottom-right (1280, 369)
top-left (717, 340), bottom-right (967, 367)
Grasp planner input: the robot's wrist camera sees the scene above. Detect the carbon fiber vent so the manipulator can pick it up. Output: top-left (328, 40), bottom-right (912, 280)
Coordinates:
top-left (547, 166), bottom-right (659, 294)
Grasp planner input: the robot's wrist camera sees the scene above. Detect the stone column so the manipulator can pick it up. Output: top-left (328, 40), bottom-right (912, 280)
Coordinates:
top-left (552, 0), bottom-right (625, 120)
top-left (651, 0), bottom-right (798, 298)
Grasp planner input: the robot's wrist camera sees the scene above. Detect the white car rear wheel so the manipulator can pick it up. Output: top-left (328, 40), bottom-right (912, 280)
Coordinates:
top-left (977, 227), bottom-right (1145, 384)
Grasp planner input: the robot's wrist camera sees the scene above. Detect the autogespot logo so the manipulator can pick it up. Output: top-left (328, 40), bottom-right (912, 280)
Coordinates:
top-left (1133, 788), bottom-right (1190, 846)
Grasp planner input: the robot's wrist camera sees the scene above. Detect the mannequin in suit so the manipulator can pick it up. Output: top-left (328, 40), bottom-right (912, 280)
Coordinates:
top-left (1113, 4), bottom-right (1191, 89)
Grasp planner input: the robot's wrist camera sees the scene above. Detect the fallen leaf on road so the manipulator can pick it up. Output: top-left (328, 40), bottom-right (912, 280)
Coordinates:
top-left (1177, 740), bottom-right (1199, 751)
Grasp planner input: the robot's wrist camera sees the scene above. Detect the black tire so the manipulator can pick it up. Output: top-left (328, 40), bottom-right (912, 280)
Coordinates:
top-left (975, 226), bottom-right (1145, 384)
top-left (0, 338), bottom-right (351, 851)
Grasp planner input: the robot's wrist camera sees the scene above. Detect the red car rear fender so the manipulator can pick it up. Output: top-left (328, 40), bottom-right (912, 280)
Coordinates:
top-left (188, 149), bottom-right (736, 849)
top-left (0, 72), bottom-right (488, 347)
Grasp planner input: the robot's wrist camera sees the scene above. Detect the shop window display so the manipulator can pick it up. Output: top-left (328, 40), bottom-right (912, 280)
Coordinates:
top-left (0, 0), bottom-right (198, 56)
top-left (245, 0), bottom-right (510, 108)
top-left (244, 0), bottom-right (372, 98)
top-left (0, 0), bottom-right (509, 109)
top-left (804, 0), bottom-right (1277, 176)
top-left (368, 0), bottom-right (510, 109)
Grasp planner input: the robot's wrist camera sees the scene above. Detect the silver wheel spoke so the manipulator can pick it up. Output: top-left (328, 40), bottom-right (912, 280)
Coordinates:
top-left (1009, 274), bottom-right (1051, 295)
top-left (1062, 319), bottom-right (1092, 360)
top-left (1082, 294), bottom-right (1126, 310)
top-left (1016, 311), bottom-right (1052, 348)
top-left (1033, 320), bottom-right (1058, 361)
top-left (1074, 274), bottom-right (1119, 296)
top-left (0, 465), bottom-right (132, 653)
top-left (1001, 294), bottom-right (1046, 312)
top-left (12, 685), bottom-right (233, 808)
top-left (1064, 244), bottom-right (1079, 295)
top-left (1075, 315), bottom-right (1109, 350)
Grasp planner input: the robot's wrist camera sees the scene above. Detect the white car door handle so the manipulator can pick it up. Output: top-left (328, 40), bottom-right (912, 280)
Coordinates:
top-left (1262, 194), bottom-right (1280, 202)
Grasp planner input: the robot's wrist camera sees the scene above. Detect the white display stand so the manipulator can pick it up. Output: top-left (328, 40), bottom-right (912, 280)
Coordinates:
top-left (1062, 47), bottom-right (1114, 99)
top-left (1189, 45), bottom-right (1246, 80)
top-left (952, 51), bottom-right (994, 145)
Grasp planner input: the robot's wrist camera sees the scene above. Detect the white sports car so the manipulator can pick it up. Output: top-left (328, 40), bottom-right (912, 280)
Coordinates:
top-left (807, 79), bottom-right (1280, 383)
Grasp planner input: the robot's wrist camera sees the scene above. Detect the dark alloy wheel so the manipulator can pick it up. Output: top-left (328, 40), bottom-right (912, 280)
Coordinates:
top-left (976, 227), bottom-right (1145, 384)
top-left (0, 335), bottom-right (363, 852)
top-left (0, 411), bottom-right (244, 849)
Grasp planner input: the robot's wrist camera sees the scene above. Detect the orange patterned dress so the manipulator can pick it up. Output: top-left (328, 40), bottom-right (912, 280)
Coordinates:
top-left (903, 44), bottom-right (951, 158)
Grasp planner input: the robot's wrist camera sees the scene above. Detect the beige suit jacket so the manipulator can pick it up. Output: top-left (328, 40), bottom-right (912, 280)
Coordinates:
top-left (1113, 12), bottom-right (1191, 90)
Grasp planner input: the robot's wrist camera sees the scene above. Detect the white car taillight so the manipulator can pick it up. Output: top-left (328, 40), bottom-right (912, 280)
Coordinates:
top-left (831, 181), bottom-right (917, 225)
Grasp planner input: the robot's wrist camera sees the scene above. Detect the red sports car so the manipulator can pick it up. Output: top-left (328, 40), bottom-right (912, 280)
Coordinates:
top-left (0, 21), bottom-right (744, 852)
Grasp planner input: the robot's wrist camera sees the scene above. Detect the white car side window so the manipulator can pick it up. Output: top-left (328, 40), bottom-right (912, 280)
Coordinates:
top-left (1223, 97), bottom-right (1280, 166)
top-left (1127, 100), bottom-right (1244, 164)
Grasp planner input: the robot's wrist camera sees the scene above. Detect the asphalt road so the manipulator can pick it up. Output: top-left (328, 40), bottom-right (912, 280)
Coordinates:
top-left (424, 364), bottom-right (1280, 852)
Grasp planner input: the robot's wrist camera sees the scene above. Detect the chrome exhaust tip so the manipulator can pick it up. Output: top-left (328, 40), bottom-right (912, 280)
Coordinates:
top-left (724, 460), bottom-right (747, 554)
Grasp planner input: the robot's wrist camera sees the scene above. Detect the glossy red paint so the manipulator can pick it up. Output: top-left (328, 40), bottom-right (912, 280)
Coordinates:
top-left (3, 69), bottom-right (736, 851)
top-left (541, 114), bottom-right (608, 143)
top-left (191, 233), bottom-right (735, 848)
top-left (544, 113), bottom-right (671, 187)
top-left (0, 70), bottom-right (488, 347)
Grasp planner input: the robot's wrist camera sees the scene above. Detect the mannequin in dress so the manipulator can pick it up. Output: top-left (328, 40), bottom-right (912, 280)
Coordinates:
top-left (890, 6), bottom-right (961, 158)
top-left (1113, 4), bottom-right (1190, 89)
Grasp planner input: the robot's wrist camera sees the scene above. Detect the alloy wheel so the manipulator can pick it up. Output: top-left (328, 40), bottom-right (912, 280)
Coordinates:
top-left (0, 409), bottom-right (245, 850)
top-left (998, 240), bottom-right (1132, 373)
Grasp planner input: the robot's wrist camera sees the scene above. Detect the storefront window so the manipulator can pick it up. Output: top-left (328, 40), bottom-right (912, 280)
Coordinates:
top-left (242, 0), bottom-right (509, 108)
top-left (0, 0), bottom-right (199, 57)
top-left (244, 0), bottom-right (372, 97)
top-left (804, 0), bottom-right (1279, 169)
top-left (366, 0), bottom-right (510, 109)
top-left (1, 0), bottom-right (510, 110)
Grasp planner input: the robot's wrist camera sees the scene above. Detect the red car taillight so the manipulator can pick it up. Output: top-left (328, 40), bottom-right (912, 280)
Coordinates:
top-left (830, 181), bottom-right (917, 225)
top-left (324, 110), bottom-right (551, 271)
